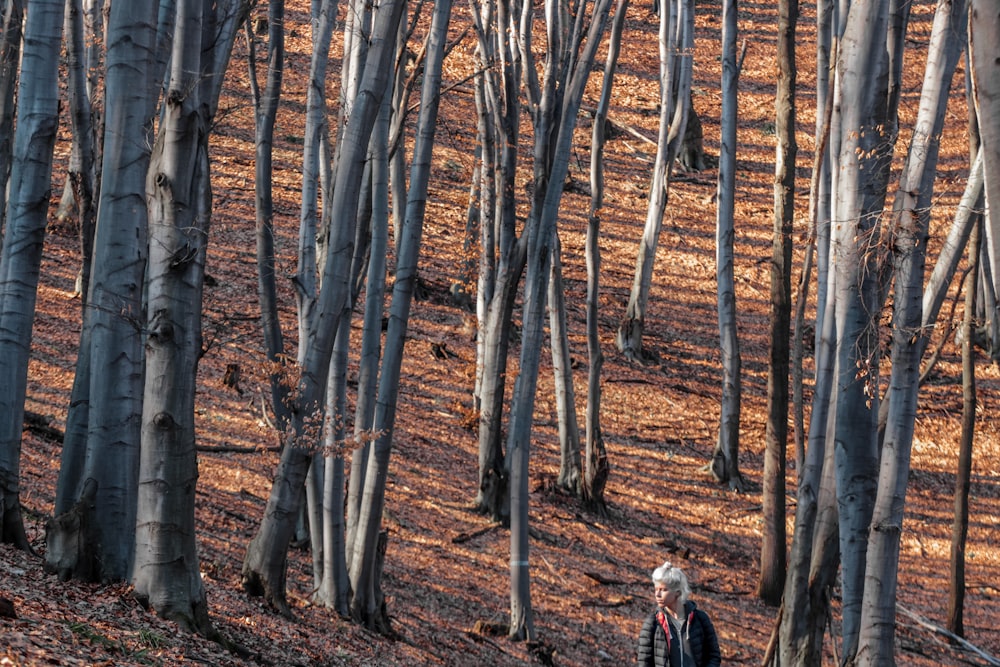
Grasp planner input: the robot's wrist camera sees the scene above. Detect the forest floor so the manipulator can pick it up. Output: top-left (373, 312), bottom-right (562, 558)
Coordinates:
top-left (4, 0), bottom-right (1000, 665)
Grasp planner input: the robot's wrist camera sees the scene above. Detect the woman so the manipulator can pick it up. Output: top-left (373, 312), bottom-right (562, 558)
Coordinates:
top-left (637, 561), bottom-right (721, 666)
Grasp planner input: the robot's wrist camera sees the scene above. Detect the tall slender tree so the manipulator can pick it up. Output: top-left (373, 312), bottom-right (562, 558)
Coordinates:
top-left (0, 0), bottom-right (63, 551)
top-left (47, 0), bottom-right (163, 583)
top-left (856, 3), bottom-right (967, 663)
top-left (615, 0), bottom-right (693, 360)
top-left (711, 0), bottom-right (743, 491)
top-left (0, 0), bottom-right (23, 243)
top-left (470, 0), bottom-right (527, 521)
top-left (242, 0), bottom-right (406, 617)
top-left (505, 0), bottom-right (614, 639)
top-left (133, 0), bottom-right (249, 634)
top-left (347, 0), bottom-right (452, 630)
top-left (759, 0), bottom-right (796, 603)
top-left (948, 216), bottom-right (980, 638)
top-left (581, 0), bottom-right (629, 513)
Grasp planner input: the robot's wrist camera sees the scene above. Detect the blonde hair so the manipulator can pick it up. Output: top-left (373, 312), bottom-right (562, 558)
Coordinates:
top-left (651, 561), bottom-right (690, 606)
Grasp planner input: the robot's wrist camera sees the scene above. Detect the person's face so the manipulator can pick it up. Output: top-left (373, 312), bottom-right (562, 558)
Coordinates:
top-left (654, 582), bottom-right (679, 609)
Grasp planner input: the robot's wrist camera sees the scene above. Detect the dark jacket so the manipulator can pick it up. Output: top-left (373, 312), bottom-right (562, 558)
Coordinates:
top-left (637, 601), bottom-right (721, 667)
top-left (637, 608), bottom-right (682, 666)
top-left (679, 600), bottom-right (721, 667)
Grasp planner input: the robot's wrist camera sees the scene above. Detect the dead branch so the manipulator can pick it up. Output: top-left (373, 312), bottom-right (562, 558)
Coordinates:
top-left (897, 603), bottom-right (1000, 666)
top-left (580, 595), bottom-right (633, 608)
top-left (23, 411), bottom-right (64, 442)
top-left (583, 571), bottom-right (628, 586)
top-left (196, 444), bottom-right (281, 454)
top-left (451, 524), bottom-right (498, 544)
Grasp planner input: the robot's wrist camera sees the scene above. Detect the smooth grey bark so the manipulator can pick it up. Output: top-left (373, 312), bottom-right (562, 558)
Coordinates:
top-left (63, 0), bottom-right (97, 302)
top-left (549, 236), bottom-right (582, 494)
top-left (295, 0), bottom-right (337, 358)
top-left (315, 303), bottom-right (351, 608)
top-left (314, 72), bottom-right (388, 615)
top-left (347, 0), bottom-right (450, 631)
top-left (759, 0), bottom-right (795, 605)
top-left (922, 149), bottom-right (982, 340)
top-left (0, 0), bottom-right (22, 245)
top-left (336, 87), bottom-right (391, 615)
top-left (580, 0), bottom-right (627, 514)
top-left (50, 0), bottom-right (165, 582)
top-left (710, 0), bottom-right (743, 492)
top-left (134, 0), bottom-right (248, 634)
top-left (615, 0), bottom-right (692, 360)
top-left (970, 0), bottom-right (1000, 362)
top-left (249, 0), bottom-right (294, 442)
top-left (0, 0), bottom-right (58, 551)
top-left (470, 0), bottom-right (526, 520)
top-left (792, 0), bottom-right (833, 471)
top-left (767, 279), bottom-right (840, 666)
top-left (855, 2), bottom-right (967, 664)
top-left (243, 0), bottom-right (405, 617)
top-left (505, 0), bottom-right (613, 640)
top-left (295, 0), bottom-right (341, 601)
top-left (830, 0), bottom-right (892, 657)
top-left (347, 22), bottom-right (398, 573)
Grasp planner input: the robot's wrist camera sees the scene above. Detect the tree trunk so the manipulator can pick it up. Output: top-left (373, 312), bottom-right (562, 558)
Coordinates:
top-left (769, 232), bottom-right (840, 666)
top-left (549, 236), bottom-right (582, 494)
top-left (830, 1), bottom-right (892, 657)
top-left (63, 0), bottom-right (98, 304)
top-left (339, 68), bottom-right (392, 614)
top-left (856, 3), bottom-right (967, 662)
top-left (249, 0), bottom-right (294, 446)
top-left (471, 0), bottom-right (525, 521)
top-left (49, 0), bottom-right (162, 582)
top-left (582, 0), bottom-right (628, 514)
top-left (947, 216), bottom-right (979, 637)
top-left (348, 0), bottom-right (451, 630)
top-left (710, 0), bottom-right (744, 492)
top-left (243, 0), bottom-right (405, 616)
top-left (922, 149), bottom-right (982, 331)
top-left (615, 0), bottom-right (692, 361)
top-left (759, 0), bottom-right (796, 605)
top-left (506, 0), bottom-right (614, 640)
top-left (970, 0), bottom-right (1000, 363)
top-left (0, 0), bottom-right (24, 547)
top-left (0, 0), bottom-right (22, 244)
top-left (134, 0), bottom-right (248, 635)
top-left (0, 0), bottom-right (65, 551)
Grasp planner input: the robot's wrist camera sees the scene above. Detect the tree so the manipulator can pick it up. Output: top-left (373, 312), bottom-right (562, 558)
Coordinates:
top-left (346, 0), bottom-right (453, 629)
top-left (759, 0), bottom-right (796, 603)
top-left (548, 237), bottom-right (583, 494)
top-left (248, 0), bottom-right (293, 449)
top-left (771, 0), bottom-right (976, 662)
top-left (970, 0), bottom-right (1000, 349)
top-left (948, 215), bottom-right (979, 637)
top-left (133, 0), bottom-right (249, 635)
top-left (0, 0), bottom-right (62, 551)
top-left (710, 0), bottom-right (744, 492)
top-left (0, 0), bottom-right (22, 244)
top-left (856, 2), bottom-right (967, 662)
top-left (48, 0), bottom-right (163, 583)
top-left (581, 0), bottom-right (630, 513)
top-left (827, 0), bottom-right (896, 655)
top-left (504, 0), bottom-right (614, 639)
top-left (616, 0), bottom-right (693, 360)
top-left (470, 0), bottom-right (528, 522)
top-left (947, 63), bottom-right (985, 639)
top-left (62, 0), bottom-right (98, 302)
top-left (242, 0), bottom-right (407, 617)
